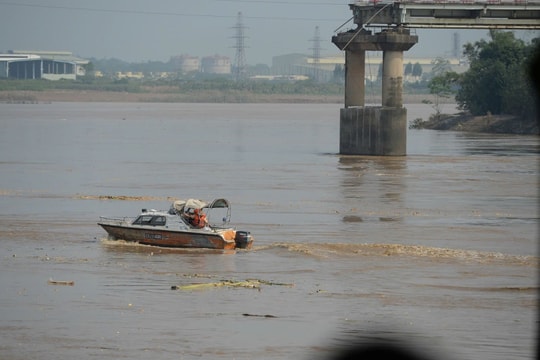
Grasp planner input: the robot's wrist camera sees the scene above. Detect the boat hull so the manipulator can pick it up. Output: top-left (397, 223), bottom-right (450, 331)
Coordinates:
top-left (98, 223), bottom-right (245, 250)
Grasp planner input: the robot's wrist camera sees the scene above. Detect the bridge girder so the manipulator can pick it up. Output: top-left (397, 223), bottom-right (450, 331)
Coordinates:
top-left (350, 1), bottom-right (540, 29)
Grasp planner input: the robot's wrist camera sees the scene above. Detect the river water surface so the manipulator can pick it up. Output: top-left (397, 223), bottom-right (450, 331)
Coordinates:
top-left (0, 102), bottom-right (537, 360)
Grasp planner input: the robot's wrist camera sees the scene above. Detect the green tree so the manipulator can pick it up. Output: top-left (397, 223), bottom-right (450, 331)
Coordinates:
top-left (333, 64), bottom-right (344, 83)
top-left (412, 62), bottom-right (423, 78)
top-left (431, 57), bottom-right (452, 77)
top-left (456, 30), bottom-right (537, 119)
top-left (428, 71), bottom-right (460, 118)
top-left (404, 62), bottom-right (413, 76)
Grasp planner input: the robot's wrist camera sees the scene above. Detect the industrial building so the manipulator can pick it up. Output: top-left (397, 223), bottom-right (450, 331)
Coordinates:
top-left (0, 50), bottom-right (89, 80)
top-left (271, 53), bottom-right (468, 82)
top-left (201, 55), bottom-right (231, 74)
top-left (169, 54), bottom-right (232, 75)
top-left (170, 54), bottom-right (201, 73)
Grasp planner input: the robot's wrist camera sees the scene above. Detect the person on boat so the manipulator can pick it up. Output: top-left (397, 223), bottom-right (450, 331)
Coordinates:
top-left (190, 208), bottom-right (208, 228)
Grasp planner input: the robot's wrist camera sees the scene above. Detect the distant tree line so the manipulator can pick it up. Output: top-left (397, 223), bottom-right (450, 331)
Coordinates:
top-left (174, 78), bottom-right (343, 95)
top-left (405, 62), bottom-right (423, 78)
top-left (0, 76), bottom-right (345, 97)
top-left (88, 57), bottom-right (272, 77)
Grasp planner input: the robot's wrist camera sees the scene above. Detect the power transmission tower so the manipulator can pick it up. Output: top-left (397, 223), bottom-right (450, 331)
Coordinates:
top-left (310, 26), bottom-right (322, 82)
top-left (232, 11), bottom-right (248, 80)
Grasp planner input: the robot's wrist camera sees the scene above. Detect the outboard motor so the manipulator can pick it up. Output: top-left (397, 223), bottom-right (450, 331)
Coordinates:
top-left (234, 231), bottom-right (250, 249)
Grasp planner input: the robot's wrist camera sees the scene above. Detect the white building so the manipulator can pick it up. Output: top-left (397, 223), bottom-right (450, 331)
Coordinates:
top-left (170, 54), bottom-right (200, 73)
top-left (201, 55), bottom-right (231, 74)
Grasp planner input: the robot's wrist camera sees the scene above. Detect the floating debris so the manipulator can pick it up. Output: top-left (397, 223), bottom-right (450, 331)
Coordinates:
top-left (242, 313), bottom-right (277, 318)
top-left (171, 279), bottom-right (294, 291)
top-left (47, 279), bottom-right (74, 286)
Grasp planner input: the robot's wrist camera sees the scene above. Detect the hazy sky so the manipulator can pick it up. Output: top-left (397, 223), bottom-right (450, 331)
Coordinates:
top-left (0, 0), bottom-right (533, 65)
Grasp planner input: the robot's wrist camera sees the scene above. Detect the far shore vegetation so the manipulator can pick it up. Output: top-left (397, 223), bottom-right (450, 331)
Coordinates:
top-left (0, 53), bottom-right (429, 103)
top-left (0, 77), bottom-right (344, 99)
top-left (0, 75), bottom-right (431, 99)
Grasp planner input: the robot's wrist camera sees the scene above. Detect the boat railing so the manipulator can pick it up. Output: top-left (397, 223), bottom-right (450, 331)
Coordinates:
top-left (99, 216), bottom-right (133, 225)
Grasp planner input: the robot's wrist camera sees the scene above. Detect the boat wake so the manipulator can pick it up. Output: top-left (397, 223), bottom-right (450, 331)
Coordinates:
top-left (100, 237), bottom-right (537, 267)
top-left (99, 238), bottom-right (235, 254)
top-left (257, 242), bottom-right (538, 266)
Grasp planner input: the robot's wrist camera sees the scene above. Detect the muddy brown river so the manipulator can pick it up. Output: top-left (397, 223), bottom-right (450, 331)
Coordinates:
top-left (0, 102), bottom-right (537, 360)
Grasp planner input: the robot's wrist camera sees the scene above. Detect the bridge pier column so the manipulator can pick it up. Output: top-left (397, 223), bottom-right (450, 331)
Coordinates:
top-left (382, 50), bottom-right (403, 108)
top-left (345, 50), bottom-right (365, 108)
top-left (332, 28), bottom-right (417, 156)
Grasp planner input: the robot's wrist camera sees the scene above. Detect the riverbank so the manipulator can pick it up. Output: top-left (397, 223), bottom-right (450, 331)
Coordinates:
top-left (0, 89), bottom-right (437, 104)
top-left (413, 112), bottom-right (539, 135)
top-left (0, 89), bottom-right (341, 103)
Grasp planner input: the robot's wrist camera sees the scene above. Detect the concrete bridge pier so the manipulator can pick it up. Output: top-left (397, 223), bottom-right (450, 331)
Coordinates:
top-left (382, 50), bottom-right (404, 108)
top-left (332, 28), bottom-right (418, 155)
top-left (345, 50), bottom-right (365, 107)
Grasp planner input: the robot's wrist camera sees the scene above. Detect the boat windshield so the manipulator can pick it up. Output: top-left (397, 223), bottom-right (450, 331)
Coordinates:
top-left (206, 198), bottom-right (230, 209)
top-left (132, 215), bottom-right (166, 226)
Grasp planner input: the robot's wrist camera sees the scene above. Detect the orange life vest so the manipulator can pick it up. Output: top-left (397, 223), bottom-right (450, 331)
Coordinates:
top-left (191, 209), bottom-right (207, 228)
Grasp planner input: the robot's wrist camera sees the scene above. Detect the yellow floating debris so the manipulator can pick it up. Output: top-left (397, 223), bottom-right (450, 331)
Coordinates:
top-left (47, 279), bottom-right (74, 286)
top-left (171, 279), bottom-right (293, 291)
